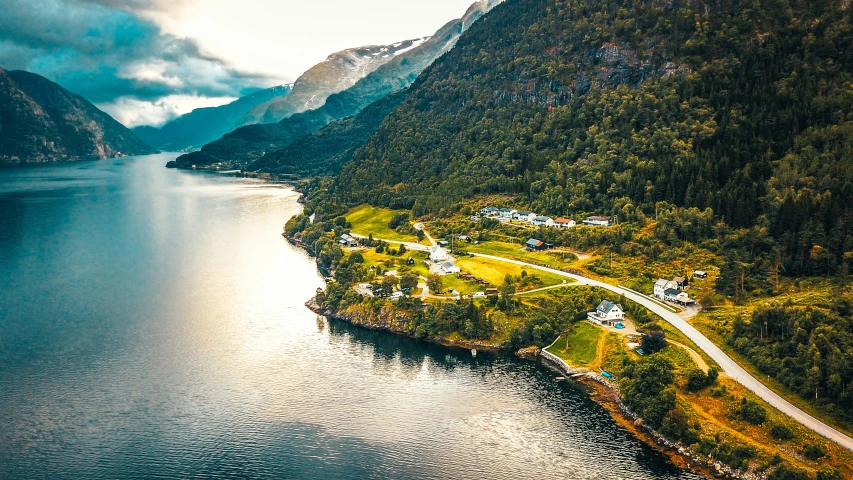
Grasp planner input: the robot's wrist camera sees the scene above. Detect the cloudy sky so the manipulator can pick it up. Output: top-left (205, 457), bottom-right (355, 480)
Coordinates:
top-left (0, 0), bottom-right (473, 127)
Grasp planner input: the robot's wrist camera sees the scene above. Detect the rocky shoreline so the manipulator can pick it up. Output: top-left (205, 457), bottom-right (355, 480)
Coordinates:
top-left (290, 232), bottom-right (761, 480)
top-left (540, 348), bottom-right (766, 480)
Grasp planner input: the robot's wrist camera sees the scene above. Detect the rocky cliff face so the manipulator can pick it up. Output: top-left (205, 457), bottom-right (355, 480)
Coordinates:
top-left (0, 67), bottom-right (152, 165)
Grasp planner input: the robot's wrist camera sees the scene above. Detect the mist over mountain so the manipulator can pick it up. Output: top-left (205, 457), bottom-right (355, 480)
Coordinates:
top-left (0, 67), bottom-right (152, 165)
top-left (132, 85), bottom-right (292, 151)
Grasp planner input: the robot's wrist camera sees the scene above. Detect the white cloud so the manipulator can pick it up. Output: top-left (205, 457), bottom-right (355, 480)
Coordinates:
top-left (136, 0), bottom-right (476, 82)
top-left (97, 94), bottom-right (237, 128)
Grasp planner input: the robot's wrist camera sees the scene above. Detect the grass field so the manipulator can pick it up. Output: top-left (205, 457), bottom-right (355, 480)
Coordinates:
top-left (466, 241), bottom-right (578, 268)
top-left (455, 255), bottom-right (565, 287)
top-left (546, 322), bottom-right (604, 367)
top-left (345, 205), bottom-right (423, 243)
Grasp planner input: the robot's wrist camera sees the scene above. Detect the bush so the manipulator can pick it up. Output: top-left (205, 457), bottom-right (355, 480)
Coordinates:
top-left (768, 464), bottom-right (809, 480)
top-left (802, 443), bottom-right (826, 460)
top-left (815, 467), bottom-right (843, 480)
top-left (685, 368), bottom-right (710, 392)
top-left (737, 398), bottom-right (767, 425)
top-left (641, 331), bottom-right (667, 354)
top-left (769, 423), bottom-right (794, 441)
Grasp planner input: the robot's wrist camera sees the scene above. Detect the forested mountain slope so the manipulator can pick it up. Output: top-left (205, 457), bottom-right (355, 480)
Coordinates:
top-left (250, 89), bottom-right (408, 177)
top-left (328, 0), bottom-right (853, 276)
top-left (0, 68), bottom-right (152, 165)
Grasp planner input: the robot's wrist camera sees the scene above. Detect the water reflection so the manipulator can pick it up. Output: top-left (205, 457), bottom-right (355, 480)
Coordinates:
top-left (0, 155), bottom-right (701, 480)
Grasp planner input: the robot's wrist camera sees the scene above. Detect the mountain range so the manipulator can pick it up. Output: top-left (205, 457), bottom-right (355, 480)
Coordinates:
top-left (0, 67), bottom-right (152, 165)
top-left (132, 85), bottom-right (291, 151)
top-left (172, 0), bottom-right (503, 170)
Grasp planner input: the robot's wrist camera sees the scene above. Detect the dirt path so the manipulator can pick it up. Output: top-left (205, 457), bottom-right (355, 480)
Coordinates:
top-left (668, 339), bottom-right (710, 373)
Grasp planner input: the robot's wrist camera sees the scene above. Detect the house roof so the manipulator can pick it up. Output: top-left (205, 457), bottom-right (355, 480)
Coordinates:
top-left (586, 216), bottom-right (610, 222)
top-left (534, 216), bottom-right (551, 222)
top-left (655, 278), bottom-right (669, 287)
top-left (597, 300), bottom-right (622, 314)
top-left (526, 238), bottom-right (544, 247)
top-left (517, 211), bottom-right (532, 215)
top-left (442, 262), bottom-right (458, 270)
top-left (499, 207), bottom-right (514, 212)
top-left (555, 217), bottom-right (573, 223)
top-left (664, 288), bottom-right (680, 295)
top-left (694, 270), bottom-right (707, 275)
top-left (673, 276), bottom-right (686, 283)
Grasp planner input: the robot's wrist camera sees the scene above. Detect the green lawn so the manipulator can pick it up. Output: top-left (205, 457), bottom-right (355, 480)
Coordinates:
top-left (546, 322), bottom-right (604, 367)
top-left (345, 205), bottom-right (423, 243)
top-left (455, 255), bottom-right (565, 287)
top-left (467, 241), bottom-right (577, 268)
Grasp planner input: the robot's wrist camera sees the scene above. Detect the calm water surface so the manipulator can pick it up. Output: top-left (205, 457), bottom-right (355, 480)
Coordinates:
top-left (0, 154), bottom-right (702, 479)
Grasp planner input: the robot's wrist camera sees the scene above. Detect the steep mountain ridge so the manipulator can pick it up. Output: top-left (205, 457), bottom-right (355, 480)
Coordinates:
top-left (237, 39), bottom-right (427, 127)
top-left (174, 0), bottom-right (503, 170)
top-left (0, 67), bottom-right (152, 164)
top-left (132, 85), bottom-right (291, 151)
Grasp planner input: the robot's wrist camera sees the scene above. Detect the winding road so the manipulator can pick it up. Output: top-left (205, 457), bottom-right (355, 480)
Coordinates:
top-left (353, 227), bottom-right (853, 451)
top-left (468, 251), bottom-right (853, 452)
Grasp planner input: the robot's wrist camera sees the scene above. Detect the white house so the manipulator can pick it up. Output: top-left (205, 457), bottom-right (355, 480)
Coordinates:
top-left (554, 217), bottom-right (576, 228)
top-left (653, 278), bottom-right (679, 299)
top-left (498, 208), bottom-right (517, 219)
top-left (440, 262), bottom-right (461, 275)
top-left (429, 246), bottom-right (449, 262)
top-left (479, 206), bottom-right (499, 217)
top-left (513, 211), bottom-right (536, 222)
top-left (532, 216), bottom-right (554, 227)
top-left (588, 300), bottom-right (625, 327)
top-left (583, 216), bottom-right (612, 227)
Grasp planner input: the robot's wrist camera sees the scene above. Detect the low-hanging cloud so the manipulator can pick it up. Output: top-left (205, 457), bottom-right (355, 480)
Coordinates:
top-left (0, 0), bottom-right (277, 126)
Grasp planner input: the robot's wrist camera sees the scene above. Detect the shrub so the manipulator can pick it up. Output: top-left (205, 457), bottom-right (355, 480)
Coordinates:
top-left (641, 331), bottom-right (667, 354)
top-left (768, 464), bottom-right (809, 480)
top-left (816, 467), bottom-right (843, 480)
top-left (737, 398), bottom-right (767, 425)
top-left (802, 443), bottom-right (826, 460)
top-left (769, 423), bottom-right (794, 441)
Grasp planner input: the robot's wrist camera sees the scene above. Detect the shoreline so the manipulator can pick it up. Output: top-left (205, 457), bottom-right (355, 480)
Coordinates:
top-left (288, 231), bottom-right (757, 479)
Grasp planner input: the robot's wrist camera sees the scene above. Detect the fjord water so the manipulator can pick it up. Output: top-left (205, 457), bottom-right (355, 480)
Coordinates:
top-left (0, 154), bottom-right (700, 479)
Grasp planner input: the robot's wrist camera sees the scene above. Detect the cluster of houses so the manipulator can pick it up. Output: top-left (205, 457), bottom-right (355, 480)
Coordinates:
top-left (477, 206), bottom-right (612, 228)
top-left (653, 277), bottom-right (696, 306)
top-left (428, 245), bottom-right (462, 275)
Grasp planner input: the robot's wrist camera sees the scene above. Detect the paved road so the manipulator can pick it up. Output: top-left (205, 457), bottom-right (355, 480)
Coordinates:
top-left (466, 251), bottom-right (853, 451)
top-left (351, 230), bottom-right (853, 450)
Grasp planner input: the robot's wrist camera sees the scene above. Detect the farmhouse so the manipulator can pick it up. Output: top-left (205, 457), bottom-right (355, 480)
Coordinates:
top-left (583, 216), bottom-right (612, 227)
top-left (554, 217), bottom-right (576, 228)
top-left (441, 262), bottom-right (461, 275)
top-left (513, 211), bottom-right (536, 222)
top-left (525, 238), bottom-right (546, 251)
top-left (338, 233), bottom-right (359, 247)
top-left (429, 245), bottom-right (449, 262)
top-left (654, 278), bottom-right (678, 299)
top-left (532, 216), bottom-right (554, 227)
top-left (498, 208), bottom-right (517, 219)
top-left (588, 300), bottom-right (625, 327)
